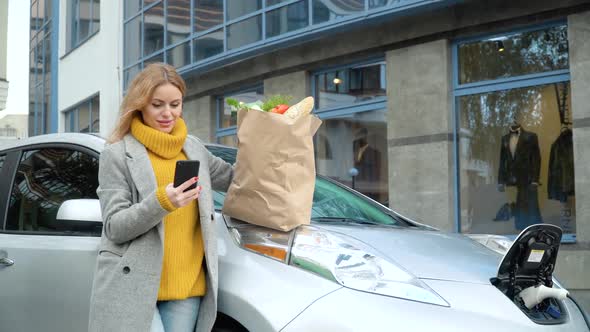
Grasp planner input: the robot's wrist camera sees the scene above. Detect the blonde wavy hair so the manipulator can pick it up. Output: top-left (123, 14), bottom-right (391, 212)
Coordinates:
top-left (107, 63), bottom-right (187, 143)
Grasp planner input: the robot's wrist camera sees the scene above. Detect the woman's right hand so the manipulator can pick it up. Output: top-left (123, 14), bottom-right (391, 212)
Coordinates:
top-left (165, 177), bottom-right (202, 208)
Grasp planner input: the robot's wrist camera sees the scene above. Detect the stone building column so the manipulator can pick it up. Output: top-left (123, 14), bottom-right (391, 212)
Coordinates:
top-left (554, 10), bottom-right (590, 310)
top-left (183, 95), bottom-right (216, 143)
top-left (386, 39), bottom-right (455, 231)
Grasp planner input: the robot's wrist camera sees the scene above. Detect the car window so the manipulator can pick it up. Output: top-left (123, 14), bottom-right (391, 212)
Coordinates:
top-left (207, 146), bottom-right (403, 226)
top-left (5, 148), bottom-right (101, 236)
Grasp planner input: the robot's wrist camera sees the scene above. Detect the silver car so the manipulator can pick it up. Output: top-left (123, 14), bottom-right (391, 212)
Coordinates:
top-left (0, 133), bottom-right (588, 332)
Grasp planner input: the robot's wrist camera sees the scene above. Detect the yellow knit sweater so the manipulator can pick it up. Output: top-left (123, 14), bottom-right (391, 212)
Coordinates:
top-left (131, 116), bottom-right (206, 301)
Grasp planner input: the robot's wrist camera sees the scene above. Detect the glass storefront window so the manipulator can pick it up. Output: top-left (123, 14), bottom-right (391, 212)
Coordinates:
top-left (194, 29), bottom-right (223, 62)
top-left (266, 0), bottom-right (308, 38)
top-left (143, 2), bottom-right (164, 56)
top-left (218, 86), bottom-right (264, 129)
top-left (458, 82), bottom-right (575, 235)
top-left (123, 63), bottom-right (141, 91)
top-left (167, 41), bottom-right (190, 68)
top-left (124, 15), bottom-right (142, 66)
top-left (64, 95), bottom-right (100, 133)
top-left (227, 15), bottom-right (262, 50)
top-left (458, 25), bottom-right (569, 85)
top-left (369, 0), bottom-right (395, 9)
top-left (315, 61), bottom-right (386, 110)
top-left (144, 51), bottom-right (164, 65)
top-left (312, 0), bottom-right (363, 25)
top-left (166, 0), bottom-right (190, 45)
top-left (226, 0), bottom-right (261, 21)
top-left (124, 0), bottom-right (141, 19)
top-left (194, 0), bottom-right (223, 32)
top-left (91, 96), bottom-right (100, 132)
top-left (315, 109), bottom-right (389, 206)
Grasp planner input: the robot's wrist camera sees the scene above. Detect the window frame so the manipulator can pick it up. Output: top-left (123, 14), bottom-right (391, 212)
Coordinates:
top-left (122, 0), bottom-right (435, 92)
top-left (311, 58), bottom-right (387, 118)
top-left (451, 20), bottom-right (574, 243)
top-left (66, 0), bottom-right (101, 53)
top-left (214, 83), bottom-right (264, 144)
top-left (0, 143), bottom-right (101, 236)
top-left (63, 93), bottom-right (100, 133)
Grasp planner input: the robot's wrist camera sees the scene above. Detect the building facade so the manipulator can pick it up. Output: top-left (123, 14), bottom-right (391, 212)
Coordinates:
top-left (30, 0), bottom-right (590, 306)
top-left (0, 114), bottom-right (28, 139)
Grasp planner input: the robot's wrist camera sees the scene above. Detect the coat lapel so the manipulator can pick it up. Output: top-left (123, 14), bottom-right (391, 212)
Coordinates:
top-left (513, 130), bottom-right (526, 160)
top-left (182, 138), bottom-right (212, 222)
top-left (123, 135), bottom-right (158, 199)
top-left (123, 135), bottom-right (164, 240)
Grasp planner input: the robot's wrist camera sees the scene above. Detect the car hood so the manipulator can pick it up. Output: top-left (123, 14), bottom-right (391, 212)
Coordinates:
top-left (316, 224), bottom-right (503, 284)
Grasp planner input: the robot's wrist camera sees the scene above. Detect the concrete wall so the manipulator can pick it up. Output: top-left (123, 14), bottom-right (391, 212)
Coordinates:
top-left (58, 0), bottom-right (121, 137)
top-left (183, 95), bottom-right (216, 142)
top-left (387, 40), bottom-right (455, 231)
top-left (264, 71), bottom-right (310, 104)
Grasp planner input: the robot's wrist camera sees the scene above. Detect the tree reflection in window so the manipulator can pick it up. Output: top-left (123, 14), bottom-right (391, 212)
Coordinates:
top-left (459, 25), bottom-right (569, 84)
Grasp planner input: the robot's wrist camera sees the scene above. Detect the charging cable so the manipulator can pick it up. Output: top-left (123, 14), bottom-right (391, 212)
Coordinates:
top-left (567, 293), bottom-right (590, 329)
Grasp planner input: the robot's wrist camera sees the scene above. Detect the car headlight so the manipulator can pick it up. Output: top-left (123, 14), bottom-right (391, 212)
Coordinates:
top-left (228, 222), bottom-right (449, 307)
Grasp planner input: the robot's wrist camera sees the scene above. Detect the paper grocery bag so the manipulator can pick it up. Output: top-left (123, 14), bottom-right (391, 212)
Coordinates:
top-left (222, 103), bottom-right (322, 232)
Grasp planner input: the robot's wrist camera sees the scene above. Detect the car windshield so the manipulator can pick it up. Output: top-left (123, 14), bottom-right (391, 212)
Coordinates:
top-left (207, 145), bottom-right (408, 227)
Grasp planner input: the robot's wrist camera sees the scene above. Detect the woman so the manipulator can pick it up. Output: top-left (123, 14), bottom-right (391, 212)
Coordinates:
top-left (88, 63), bottom-right (233, 332)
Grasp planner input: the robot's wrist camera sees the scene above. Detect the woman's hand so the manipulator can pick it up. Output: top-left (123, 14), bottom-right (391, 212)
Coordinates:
top-left (165, 177), bottom-right (202, 208)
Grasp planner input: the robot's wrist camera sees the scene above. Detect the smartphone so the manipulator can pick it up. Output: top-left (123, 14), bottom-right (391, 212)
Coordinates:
top-left (174, 160), bottom-right (200, 192)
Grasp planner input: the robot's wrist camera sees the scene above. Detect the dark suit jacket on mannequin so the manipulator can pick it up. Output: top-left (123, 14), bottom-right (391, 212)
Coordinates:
top-left (497, 129), bottom-right (542, 230)
top-left (498, 129), bottom-right (541, 187)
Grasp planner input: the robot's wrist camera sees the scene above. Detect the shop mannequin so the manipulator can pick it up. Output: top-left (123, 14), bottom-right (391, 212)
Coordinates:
top-left (352, 127), bottom-right (381, 201)
top-left (497, 120), bottom-right (542, 230)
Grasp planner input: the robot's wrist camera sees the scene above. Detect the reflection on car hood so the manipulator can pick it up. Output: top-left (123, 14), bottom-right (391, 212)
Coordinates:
top-left (316, 224), bottom-right (503, 284)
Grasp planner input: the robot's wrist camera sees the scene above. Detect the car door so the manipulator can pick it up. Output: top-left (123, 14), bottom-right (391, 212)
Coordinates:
top-left (0, 145), bottom-right (102, 332)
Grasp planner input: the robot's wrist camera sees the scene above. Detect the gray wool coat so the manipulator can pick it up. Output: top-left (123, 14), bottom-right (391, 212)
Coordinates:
top-left (88, 134), bottom-right (233, 332)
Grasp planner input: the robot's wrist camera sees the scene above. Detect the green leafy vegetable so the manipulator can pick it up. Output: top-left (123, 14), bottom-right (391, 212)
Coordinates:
top-left (261, 95), bottom-right (292, 112)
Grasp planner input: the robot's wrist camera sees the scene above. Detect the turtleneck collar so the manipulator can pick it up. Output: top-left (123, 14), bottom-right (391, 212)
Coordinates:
top-left (131, 114), bottom-right (187, 159)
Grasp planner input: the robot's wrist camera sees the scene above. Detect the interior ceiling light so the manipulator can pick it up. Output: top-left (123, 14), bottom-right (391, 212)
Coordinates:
top-left (333, 77), bottom-right (342, 84)
top-left (496, 40), bottom-right (505, 52)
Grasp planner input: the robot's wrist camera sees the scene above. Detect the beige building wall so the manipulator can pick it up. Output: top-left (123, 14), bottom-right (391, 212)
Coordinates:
top-left (0, 113), bottom-right (28, 139)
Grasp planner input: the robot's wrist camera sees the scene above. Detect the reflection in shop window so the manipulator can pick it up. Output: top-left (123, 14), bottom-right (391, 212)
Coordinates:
top-left (315, 61), bottom-right (386, 110)
top-left (218, 86), bottom-right (264, 129)
top-left (64, 94), bottom-right (100, 133)
top-left (458, 83), bottom-right (574, 235)
top-left (458, 25), bottom-right (568, 84)
top-left (266, 0), bottom-right (308, 38)
top-left (143, 2), bottom-right (164, 56)
top-left (315, 109), bottom-right (388, 206)
top-left (312, 0), bottom-right (364, 25)
top-left (194, 0), bottom-right (223, 32)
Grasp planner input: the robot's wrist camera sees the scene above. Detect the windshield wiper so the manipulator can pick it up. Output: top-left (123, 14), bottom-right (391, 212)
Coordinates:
top-left (311, 217), bottom-right (386, 226)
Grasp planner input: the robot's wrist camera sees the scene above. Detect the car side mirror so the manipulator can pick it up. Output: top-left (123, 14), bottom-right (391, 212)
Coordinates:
top-left (57, 199), bottom-right (103, 223)
top-left (56, 199), bottom-right (103, 236)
